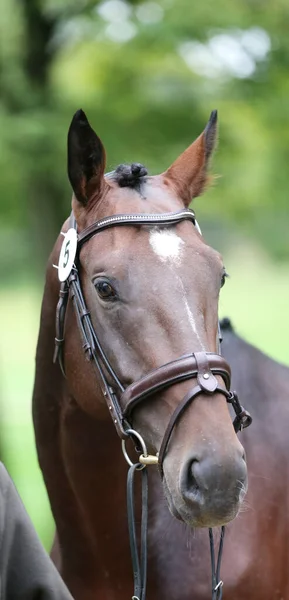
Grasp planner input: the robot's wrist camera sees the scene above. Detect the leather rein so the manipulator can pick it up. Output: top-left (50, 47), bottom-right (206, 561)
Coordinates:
top-left (53, 207), bottom-right (252, 600)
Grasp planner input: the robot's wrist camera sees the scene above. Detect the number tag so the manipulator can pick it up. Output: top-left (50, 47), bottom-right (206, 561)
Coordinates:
top-left (58, 228), bottom-right (78, 282)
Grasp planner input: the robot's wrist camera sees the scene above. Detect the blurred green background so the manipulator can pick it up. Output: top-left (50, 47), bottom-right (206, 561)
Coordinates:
top-left (0, 0), bottom-right (288, 549)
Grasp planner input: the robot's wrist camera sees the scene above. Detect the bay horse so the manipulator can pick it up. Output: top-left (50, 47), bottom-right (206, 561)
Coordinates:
top-left (32, 110), bottom-right (285, 600)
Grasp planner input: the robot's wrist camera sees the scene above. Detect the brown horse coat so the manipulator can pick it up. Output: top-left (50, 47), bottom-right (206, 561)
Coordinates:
top-left (33, 280), bottom-right (289, 600)
top-left (32, 111), bottom-right (289, 599)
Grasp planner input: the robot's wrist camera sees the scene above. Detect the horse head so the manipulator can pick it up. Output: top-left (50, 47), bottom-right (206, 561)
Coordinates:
top-left (62, 109), bottom-right (247, 528)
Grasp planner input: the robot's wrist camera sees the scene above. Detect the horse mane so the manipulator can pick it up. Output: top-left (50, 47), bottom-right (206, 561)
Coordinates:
top-left (108, 163), bottom-right (148, 189)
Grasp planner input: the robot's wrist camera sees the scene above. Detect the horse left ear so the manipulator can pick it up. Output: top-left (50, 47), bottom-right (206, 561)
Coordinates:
top-left (164, 110), bottom-right (218, 206)
top-left (67, 109), bottom-right (106, 206)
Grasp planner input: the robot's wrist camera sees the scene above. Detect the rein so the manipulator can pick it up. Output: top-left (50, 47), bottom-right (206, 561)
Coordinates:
top-left (53, 207), bottom-right (252, 600)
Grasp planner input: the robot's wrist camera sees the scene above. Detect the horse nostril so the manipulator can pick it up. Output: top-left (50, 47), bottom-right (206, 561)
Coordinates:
top-left (181, 452), bottom-right (248, 506)
top-left (188, 460), bottom-right (199, 484)
top-left (183, 459), bottom-right (201, 500)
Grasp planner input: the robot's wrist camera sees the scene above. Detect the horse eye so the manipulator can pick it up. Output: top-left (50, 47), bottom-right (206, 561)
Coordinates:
top-left (95, 280), bottom-right (116, 300)
top-left (221, 269), bottom-right (229, 288)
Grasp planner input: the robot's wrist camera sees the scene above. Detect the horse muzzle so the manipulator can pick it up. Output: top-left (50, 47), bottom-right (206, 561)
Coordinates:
top-left (164, 445), bottom-right (247, 528)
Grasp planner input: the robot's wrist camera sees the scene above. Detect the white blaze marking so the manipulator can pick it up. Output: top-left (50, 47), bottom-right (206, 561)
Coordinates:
top-left (179, 279), bottom-right (205, 350)
top-left (149, 228), bottom-right (205, 349)
top-left (183, 296), bottom-right (197, 334)
top-left (149, 229), bottom-right (184, 264)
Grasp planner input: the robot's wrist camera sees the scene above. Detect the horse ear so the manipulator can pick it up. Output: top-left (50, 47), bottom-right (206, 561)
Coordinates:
top-left (67, 109), bottom-right (106, 206)
top-left (164, 110), bottom-right (218, 207)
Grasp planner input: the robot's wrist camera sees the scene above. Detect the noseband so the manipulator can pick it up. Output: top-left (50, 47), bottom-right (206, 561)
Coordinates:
top-left (53, 207), bottom-right (252, 600)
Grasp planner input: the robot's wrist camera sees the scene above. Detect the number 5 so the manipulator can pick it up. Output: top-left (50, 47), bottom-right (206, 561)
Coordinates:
top-left (63, 240), bottom-right (70, 268)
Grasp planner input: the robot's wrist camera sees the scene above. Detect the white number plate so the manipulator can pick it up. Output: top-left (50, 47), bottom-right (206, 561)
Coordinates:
top-left (58, 228), bottom-right (78, 282)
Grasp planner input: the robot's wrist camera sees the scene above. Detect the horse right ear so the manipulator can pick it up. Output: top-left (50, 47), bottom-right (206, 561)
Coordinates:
top-left (67, 109), bottom-right (106, 206)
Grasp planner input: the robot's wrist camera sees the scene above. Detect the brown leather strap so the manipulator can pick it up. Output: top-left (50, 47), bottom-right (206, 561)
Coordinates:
top-left (121, 353), bottom-right (231, 417)
top-left (158, 384), bottom-right (230, 476)
top-left (68, 273), bottom-right (128, 439)
top-left (195, 351), bottom-right (219, 393)
top-left (53, 282), bottom-right (69, 376)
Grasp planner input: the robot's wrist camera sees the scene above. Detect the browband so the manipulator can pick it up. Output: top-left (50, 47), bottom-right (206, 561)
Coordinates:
top-left (77, 209), bottom-right (196, 248)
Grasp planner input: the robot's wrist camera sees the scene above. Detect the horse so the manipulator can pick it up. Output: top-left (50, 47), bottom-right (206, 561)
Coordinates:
top-left (32, 109), bottom-right (287, 600)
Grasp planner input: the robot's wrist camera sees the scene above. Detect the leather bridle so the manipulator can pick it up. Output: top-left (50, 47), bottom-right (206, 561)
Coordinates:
top-left (53, 207), bottom-right (252, 600)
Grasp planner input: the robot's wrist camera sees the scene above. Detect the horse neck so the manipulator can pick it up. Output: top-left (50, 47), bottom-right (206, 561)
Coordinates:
top-left (61, 380), bottom-right (142, 571)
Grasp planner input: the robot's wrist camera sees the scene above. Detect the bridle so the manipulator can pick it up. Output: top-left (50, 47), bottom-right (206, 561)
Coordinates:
top-left (53, 207), bottom-right (252, 600)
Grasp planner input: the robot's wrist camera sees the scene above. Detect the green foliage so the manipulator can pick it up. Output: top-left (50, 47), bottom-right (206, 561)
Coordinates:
top-left (0, 0), bottom-right (289, 269)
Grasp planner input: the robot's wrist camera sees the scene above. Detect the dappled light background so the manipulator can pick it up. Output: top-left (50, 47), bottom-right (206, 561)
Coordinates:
top-left (0, 0), bottom-right (288, 547)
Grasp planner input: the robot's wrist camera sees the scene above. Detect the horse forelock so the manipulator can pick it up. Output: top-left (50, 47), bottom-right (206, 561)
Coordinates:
top-left (106, 163), bottom-right (148, 190)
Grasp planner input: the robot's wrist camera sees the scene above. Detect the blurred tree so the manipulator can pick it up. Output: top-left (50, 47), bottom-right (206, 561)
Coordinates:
top-left (0, 0), bottom-right (288, 277)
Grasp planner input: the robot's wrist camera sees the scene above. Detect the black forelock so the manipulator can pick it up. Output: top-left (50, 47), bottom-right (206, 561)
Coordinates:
top-left (109, 163), bottom-right (148, 189)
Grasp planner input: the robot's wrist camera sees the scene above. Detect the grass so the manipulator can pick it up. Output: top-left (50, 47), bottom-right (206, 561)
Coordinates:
top-left (219, 244), bottom-right (289, 364)
top-left (0, 245), bottom-right (288, 548)
top-left (0, 285), bottom-right (54, 548)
